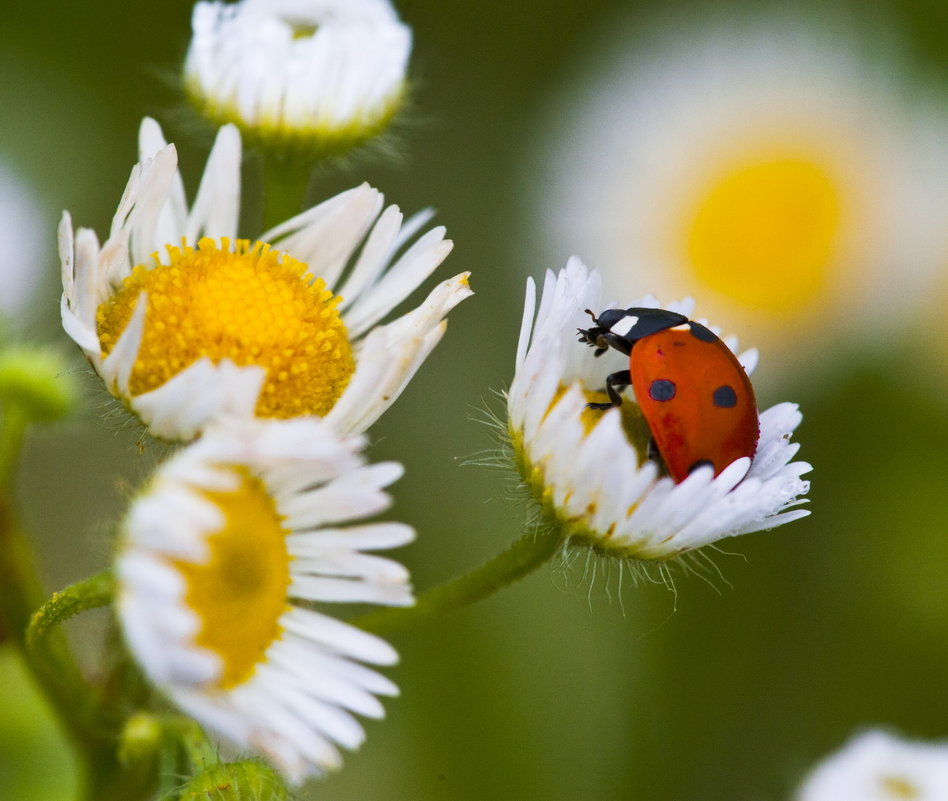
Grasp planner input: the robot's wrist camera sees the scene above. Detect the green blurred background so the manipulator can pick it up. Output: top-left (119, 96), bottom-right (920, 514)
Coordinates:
top-left (2, 0), bottom-right (948, 799)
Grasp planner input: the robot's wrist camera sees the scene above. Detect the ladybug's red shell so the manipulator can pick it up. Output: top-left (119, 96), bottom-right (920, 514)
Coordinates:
top-left (630, 324), bottom-right (758, 483)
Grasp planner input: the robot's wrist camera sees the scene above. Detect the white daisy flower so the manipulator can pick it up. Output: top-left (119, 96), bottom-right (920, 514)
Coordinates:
top-left (115, 416), bottom-right (413, 783)
top-left (797, 730), bottom-right (948, 801)
top-left (59, 117), bottom-right (471, 440)
top-left (508, 258), bottom-right (810, 561)
top-left (185, 0), bottom-right (411, 157)
top-left (535, 12), bottom-right (948, 375)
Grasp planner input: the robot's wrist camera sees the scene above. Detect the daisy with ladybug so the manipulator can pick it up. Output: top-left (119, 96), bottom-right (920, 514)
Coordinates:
top-left (507, 258), bottom-right (810, 560)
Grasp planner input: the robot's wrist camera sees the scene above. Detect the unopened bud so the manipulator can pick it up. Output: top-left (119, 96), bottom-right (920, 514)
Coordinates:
top-left (0, 345), bottom-right (76, 423)
top-left (180, 759), bottom-right (288, 801)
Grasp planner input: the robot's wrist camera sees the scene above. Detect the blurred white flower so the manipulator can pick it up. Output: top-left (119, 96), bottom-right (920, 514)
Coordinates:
top-left (507, 258), bottom-right (810, 560)
top-left (535, 12), bottom-right (948, 379)
top-left (797, 730), bottom-right (948, 801)
top-left (185, 0), bottom-right (411, 156)
top-left (117, 416), bottom-right (413, 783)
top-left (0, 162), bottom-right (46, 320)
top-left (60, 118), bottom-right (470, 440)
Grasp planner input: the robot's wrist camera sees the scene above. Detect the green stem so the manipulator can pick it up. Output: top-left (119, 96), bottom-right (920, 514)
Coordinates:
top-left (157, 735), bottom-right (185, 801)
top-left (260, 154), bottom-right (312, 233)
top-left (26, 571), bottom-right (115, 654)
top-left (354, 526), bottom-right (565, 636)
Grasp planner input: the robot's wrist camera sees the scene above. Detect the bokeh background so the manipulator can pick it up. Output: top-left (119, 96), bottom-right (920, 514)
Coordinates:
top-left (2, 0), bottom-right (948, 799)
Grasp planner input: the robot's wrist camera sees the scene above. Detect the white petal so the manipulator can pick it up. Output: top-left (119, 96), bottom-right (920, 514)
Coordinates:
top-left (260, 649), bottom-right (385, 719)
top-left (279, 463), bottom-right (401, 528)
top-left (130, 359), bottom-right (265, 441)
top-left (326, 273), bottom-right (472, 435)
top-left (129, 145), bottom-right (180, 268)
top-left (263, 184), bottom-right (384, 289)
top-left (335, 203), bottom-right (404, 309)
top-left (138, 118), bottom-right (188, 249)
top-left (281, 607), bottom-right (399, 665)
top-left (286, 522), bottom-right (415, 553)
top-left (343, 226), bottom-right (455, 336)
top-left (261, 668), bottom-right (367, 749)
top-left (185, 123), bottom-right (242, 242)
top-left (290, 575), bottom-right (413, 606)
top-left (99, 292), bottom-right (147, 395)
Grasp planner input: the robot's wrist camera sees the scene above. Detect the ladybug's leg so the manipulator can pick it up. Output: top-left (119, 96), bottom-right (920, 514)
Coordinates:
top-left (604, 370), bottom-right (632, 405)
top-left (647, 437), bottom-right (661, 462)
top-left (586, 370), bottom-right (632, 410)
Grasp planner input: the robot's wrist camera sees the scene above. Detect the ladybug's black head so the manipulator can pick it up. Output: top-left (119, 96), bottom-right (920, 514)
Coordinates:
top-left (579, 307), bottom-right (683, 358)
top-left (590, 308), bottom-right (629, 331)
top-left (580, 306), bottom-right (693, 354)
top-left (577, 325), bottom-right (608, 354)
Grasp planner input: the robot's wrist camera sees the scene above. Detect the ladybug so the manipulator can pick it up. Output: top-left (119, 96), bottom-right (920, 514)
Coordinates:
top-left (577, 307), bottom-right (759, 483)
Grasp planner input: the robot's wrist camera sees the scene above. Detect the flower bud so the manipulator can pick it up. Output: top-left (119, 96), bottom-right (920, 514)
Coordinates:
top-left (184, 0), bottom-right (412, 161)
top-left (180, 760), bottom-right (288, 801)
top-left (0, 345), bottom-right (76, 424)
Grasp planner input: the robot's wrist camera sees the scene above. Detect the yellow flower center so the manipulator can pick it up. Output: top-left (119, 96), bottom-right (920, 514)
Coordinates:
top-left (97, 238), bottom-right (355, 419)
top-left (290, 21), bottom-right (319, 40)
top-left (879, 774), bottom-right (921, 799)
top-left (174, 468), bottom-right (291, 690)
top-left (684, 155), bottom-right (843, 314)
top-left (579, 388), bottom-right (651, 461)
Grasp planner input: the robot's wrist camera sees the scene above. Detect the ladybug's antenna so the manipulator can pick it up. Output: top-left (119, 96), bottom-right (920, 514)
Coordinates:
top-left (584, 309), bottom-right (597, 323)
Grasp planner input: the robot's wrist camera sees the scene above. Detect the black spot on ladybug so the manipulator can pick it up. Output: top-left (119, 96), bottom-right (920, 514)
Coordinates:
top-left (649, 379), bottom-right (676, 401)
top-left (713, 385), bottom-right (738, 408)
top-left (689, 459), bottom-right (715, 474)
top-left (688, 322), bottom-right (717, 342)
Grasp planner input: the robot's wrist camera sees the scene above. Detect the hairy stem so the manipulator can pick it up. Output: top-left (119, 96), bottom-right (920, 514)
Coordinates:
top-left (26, 571), bottom-right (115, 653)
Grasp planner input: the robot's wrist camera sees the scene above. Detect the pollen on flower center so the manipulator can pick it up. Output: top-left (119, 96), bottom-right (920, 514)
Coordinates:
top-left (96, 237), bottom-right (355, 419)
top-left (579, 388), bottom-right (652, 461)
top-left (289, 21), bottom-right (318, 39)
top-left (683, 154), bottom-right (843, 314)
top-left (174, 468), bottom-right (291, 690)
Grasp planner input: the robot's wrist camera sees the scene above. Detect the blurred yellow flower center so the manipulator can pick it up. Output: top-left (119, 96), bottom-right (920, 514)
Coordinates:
top-left (96, 237), bottom-right (354, 419)
top-left (879, 774), bottom-right (921, 799)
top-left (175, 468), bottom-right (291, 690)
top-left (685, 156), bottom-right (843, 314)
top-left (290, 21), bottom-right (318, 39)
